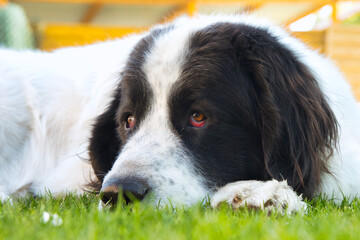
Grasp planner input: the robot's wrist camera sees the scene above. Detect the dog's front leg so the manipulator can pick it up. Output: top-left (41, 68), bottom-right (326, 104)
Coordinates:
top-left (211, 179), bottom-right (307, 214)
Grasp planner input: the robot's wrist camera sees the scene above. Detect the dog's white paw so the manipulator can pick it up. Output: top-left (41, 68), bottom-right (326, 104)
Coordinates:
top-left (211, 179), bottom-right (307, 214)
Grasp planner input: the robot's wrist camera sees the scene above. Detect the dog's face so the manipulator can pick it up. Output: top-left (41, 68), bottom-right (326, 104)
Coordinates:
top-left (89, 18), bottom-right (337, 206)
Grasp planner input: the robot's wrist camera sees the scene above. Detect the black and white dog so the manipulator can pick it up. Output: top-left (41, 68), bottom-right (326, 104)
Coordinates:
top-left (1, 15), bottom-right (360, 213)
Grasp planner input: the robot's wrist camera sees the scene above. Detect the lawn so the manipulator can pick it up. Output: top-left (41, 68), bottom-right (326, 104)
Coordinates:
top-left (1, 194), bottom-right (360, 240)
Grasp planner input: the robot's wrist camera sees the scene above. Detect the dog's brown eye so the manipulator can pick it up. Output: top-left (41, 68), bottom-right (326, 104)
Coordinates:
top-left (126, 115), bottom-right (135, 129)
top-left (189, 112), bottom-right (206, 128)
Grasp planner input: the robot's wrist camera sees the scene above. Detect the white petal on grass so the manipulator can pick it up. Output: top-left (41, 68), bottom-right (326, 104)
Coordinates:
top-left (41, 212), bottom-right (63, 226)
top-left (51, 214), bottom-right (63, 226)
top-left (41, 211), bottom-right (51, 223)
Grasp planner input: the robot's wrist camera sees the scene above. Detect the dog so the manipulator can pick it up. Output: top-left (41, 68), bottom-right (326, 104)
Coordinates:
top-left (1, 15), bottom-right (360, 213)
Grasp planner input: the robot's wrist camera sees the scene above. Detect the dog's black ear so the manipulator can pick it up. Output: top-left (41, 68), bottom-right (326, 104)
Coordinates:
top-left (89, 88), bottom-right (121, 183)
top-left (233, 26), bottom-right (338, 198)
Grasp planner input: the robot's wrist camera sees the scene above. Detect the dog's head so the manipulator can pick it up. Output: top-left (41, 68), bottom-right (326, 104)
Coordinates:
top-left (89, 16), bottom-right (337, 206)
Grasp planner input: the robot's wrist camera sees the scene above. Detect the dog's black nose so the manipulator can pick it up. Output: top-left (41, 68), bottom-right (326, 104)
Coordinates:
top-left (100, 178), bottom-right (149, 205)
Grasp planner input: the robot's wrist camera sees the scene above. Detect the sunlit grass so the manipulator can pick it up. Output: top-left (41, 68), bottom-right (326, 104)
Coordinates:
top-left (1, 194), bottom-right (360, 240)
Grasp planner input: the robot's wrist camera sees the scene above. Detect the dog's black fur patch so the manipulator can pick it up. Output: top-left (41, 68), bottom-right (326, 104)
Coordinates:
top-left (170, 23), bottom-right (337, 198)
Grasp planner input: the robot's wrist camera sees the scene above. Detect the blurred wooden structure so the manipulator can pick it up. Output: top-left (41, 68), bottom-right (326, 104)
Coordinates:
top-left (38, 24), bottom-right (143, 50)
top-left (293, 31), bottom-right (326, 53)
top-left (294, 26), bottom-right (360, 98)
top-left (15, 0), bottom-right (345, 51)
top-left (327, 26), bottom-right (360, 97)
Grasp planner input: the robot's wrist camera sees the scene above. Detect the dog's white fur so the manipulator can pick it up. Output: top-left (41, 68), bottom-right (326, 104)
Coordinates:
top-left (1, 15), bottom-right (360, 211)
top-left (0, 35), bottom-right (143, 199)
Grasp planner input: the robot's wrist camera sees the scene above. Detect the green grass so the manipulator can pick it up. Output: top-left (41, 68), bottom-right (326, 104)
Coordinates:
top-left (1, 194), bottom-right (360, 240)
